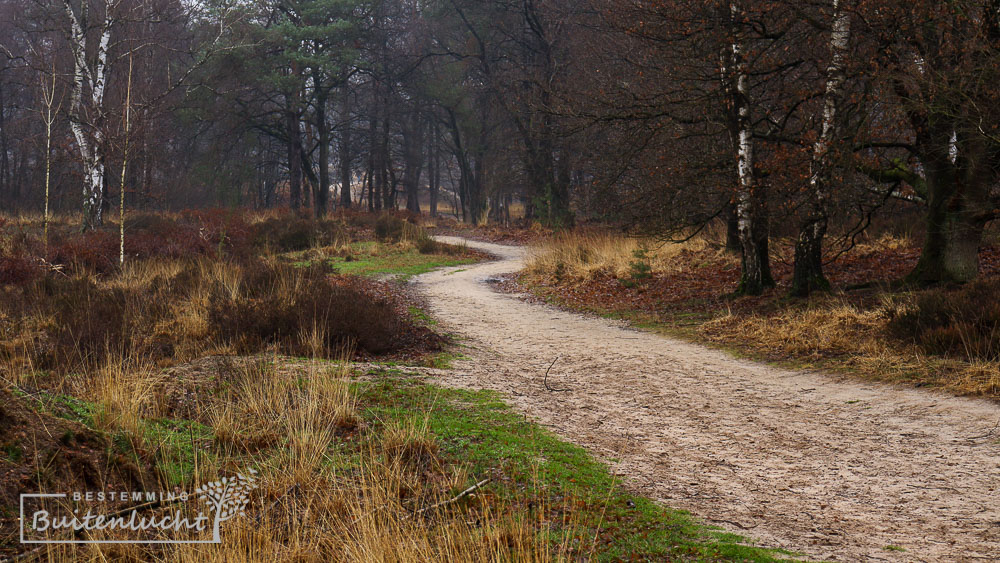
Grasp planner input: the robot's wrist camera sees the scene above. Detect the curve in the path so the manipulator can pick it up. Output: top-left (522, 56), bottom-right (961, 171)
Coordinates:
top-left (415, 236), bottom-right (1000, 562)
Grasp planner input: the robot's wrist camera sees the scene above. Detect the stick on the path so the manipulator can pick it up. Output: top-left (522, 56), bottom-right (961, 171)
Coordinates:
top-left (544, 356), bottom-right (571, 392)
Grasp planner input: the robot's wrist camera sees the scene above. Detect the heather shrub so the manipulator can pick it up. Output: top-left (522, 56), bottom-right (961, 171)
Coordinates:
top-left (889, 280), bottom-right (1000, 361)
top-left (0, 255), bottom-right (425, 375)
top-left (375, 213), bottom-right (425, 243)
top-left (0, 252), bottom-right (43, 286)
top-left (251, 217), bottom-right (348, 252)
top-left (207, 261), bottom-right (410, 356)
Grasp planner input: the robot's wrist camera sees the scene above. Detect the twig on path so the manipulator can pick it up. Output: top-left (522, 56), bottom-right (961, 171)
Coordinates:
top-left (543, 356), bottom-right (571, 392)
top-left (967, 418), bottom-right (1000, 441)
top-left (705, 517), bottom-right (759, 530)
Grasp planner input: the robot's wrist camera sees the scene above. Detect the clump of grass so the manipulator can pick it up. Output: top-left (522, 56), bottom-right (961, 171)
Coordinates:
top-left (888, 279), bottom-right (1000, 362)
top-left (375, 213), bottom-right (426, 244)
top-left (700, 295), bottom-right (1000, 396)
top-left (526, 231), bottom-right (712, 282)
top-left (380, 415), bottom-right (441, 472)
top-left (90, 355), bottom-right (166, 437)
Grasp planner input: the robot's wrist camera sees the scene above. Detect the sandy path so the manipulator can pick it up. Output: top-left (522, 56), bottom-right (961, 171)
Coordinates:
top-left (414, 237), bottom-right (1000, 562)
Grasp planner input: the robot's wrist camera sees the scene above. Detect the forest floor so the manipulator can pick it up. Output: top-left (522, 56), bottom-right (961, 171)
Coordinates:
top-left (417, 236), bottom-right (1000, 562)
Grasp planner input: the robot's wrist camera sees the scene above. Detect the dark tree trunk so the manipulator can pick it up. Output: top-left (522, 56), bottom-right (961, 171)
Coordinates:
top-left (368, 96), bottom-right (378, 212)
top-left (428, 120), bottom-right (439, 218)
top-left (340, 89), bottom-right (352, 209)
top-left (0, 76), bottom-right (10, 208)
top-left (907, 141), bottom-right (990, 285)
top-left (910, 196), bottom-right (984, 284)
top-left (286, 87), bottom-right (302, 210)
top-left (380, 115), bottom-right (392, 210)
top-left (403, 112), bottom-right (424, 214)
top-left (724, 202), bottom-right (741, 253)
top-left (315, 87), bottom-right (330, 218)
top-left (553, 150), bottom-right (574, 227)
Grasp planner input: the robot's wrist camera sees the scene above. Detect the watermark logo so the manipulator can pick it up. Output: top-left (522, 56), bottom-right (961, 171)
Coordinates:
top-left (20, 469), bottom-right (259, 545)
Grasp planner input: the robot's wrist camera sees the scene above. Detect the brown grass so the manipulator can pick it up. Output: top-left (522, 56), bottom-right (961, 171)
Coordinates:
top-left (18, 353), bottom-right (574, 562)
top-left (526, 231), bottom-right (714, 281)
top-left (522, 230), bottom-right (1000, 398)
top-left (1, 212), bottom-right (586, 561)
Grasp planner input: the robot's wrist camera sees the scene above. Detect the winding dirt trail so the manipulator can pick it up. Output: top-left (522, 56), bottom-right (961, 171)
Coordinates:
top-left (415, 237), bottom-right (1000, 562)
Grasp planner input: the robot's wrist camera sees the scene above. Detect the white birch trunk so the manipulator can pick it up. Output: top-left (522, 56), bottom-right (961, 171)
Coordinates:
top-left (808, 0), bottom-right (851, 213)
top-left (792, 0), bottom-right (852, 295)
top-left (729, 1), bottom-right (770, 294)
top-left (731, 2), bottom-right (753, 243)
top-left (64, 0), bottom-right (113, 230)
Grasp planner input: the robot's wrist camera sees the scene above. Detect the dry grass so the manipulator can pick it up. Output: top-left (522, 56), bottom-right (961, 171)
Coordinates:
top-left (700, 296), bottom-right (1000, 396)
top-left (89, 354), bottom-right (168, 436)
top-left (24, 353), bottom-right (578, 563)
top-left (520, 229), bottom-right (1000, 398)
top-left (525, 231), bottom-right (714, 281)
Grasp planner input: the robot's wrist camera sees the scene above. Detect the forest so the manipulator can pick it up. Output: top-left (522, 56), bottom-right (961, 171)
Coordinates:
top-left (2, 1), bottom-right (1000, 561)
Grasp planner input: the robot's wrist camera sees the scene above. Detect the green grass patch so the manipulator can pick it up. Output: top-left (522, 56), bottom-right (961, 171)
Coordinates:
top-left (1, 442), bottom-right (24, 463)
top-left (139, 418), bottom-right (216, 488)
top-left (325, 242), bottom-right (477, 279)
top-left (357, 374), bottom-right (801, 562)
top-left (422, 351), bottom-right (467, 369)
top-left (16, 391), bottom-right (98, 427)
top-left (408, 305), bottom-right (438, 326)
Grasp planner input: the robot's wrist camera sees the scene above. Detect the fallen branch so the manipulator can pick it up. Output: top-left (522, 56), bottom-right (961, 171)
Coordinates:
top-left (543, 357), bottom-right (571, 392)
top-left (967, 418), bottom-right (1000, 441)
top-left (705, 517), bottom-right (759, 530)
top-left (410, 478), bottom-right (491, 519)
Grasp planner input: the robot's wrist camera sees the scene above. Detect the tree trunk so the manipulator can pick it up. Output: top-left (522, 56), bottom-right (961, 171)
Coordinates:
top-left (315, 87), bottom-right (330, 218)
top-left (64, 0), bottom-right (112, 231)
top-left (728, 1), bottom-right (774, 295)
top-left (907, 132), bottom-right (991, 285)
top-left (0, 75), bottom-right (10, 208)
top-left (403, 112), bottom-right (424, 214)
top-left (429, 121), bottom-right (440, 218)
top-left (286, 96), bottom-right (302, 209)
top-left (909, 194), bottom-right (983, 284)
top-left (724, 202), bottom-right (741, 253)
top-left (339, 89), bottom-right (352, 209)
top-left (791, 0), bottom-right (851, 297)
top-left (380, 114), bottom-right (392, 210)
top-left (553, 150), bottom-right (574, 227)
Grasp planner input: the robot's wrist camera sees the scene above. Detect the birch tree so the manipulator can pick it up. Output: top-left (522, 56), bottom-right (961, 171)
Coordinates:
top-left (791, 0), bottom-right (851, 297)
top-left (725, 1), bottom-right (773, 296)
top-left (38, 61), bottom-right (61, 247)
top-left (63, 0), bottom-right (114, 231)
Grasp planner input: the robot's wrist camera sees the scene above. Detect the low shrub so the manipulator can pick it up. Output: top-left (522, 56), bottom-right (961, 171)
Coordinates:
top-left (375, 213), bottom-right (425, 243)
top-left (416, 237), bottom-right (440, 254)
top-left (48, 230), bottom-right (119, 274)
top-left (0, 254), bottom-right (426, 375)
top-left (0, 253), bottom-right (43, 286)
top-left (251, 217), bottom-right (348, 252)
top-left (889, 280), bottom-right (1000, 361)
top-left (208, 261), bottom-right (410, 356)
